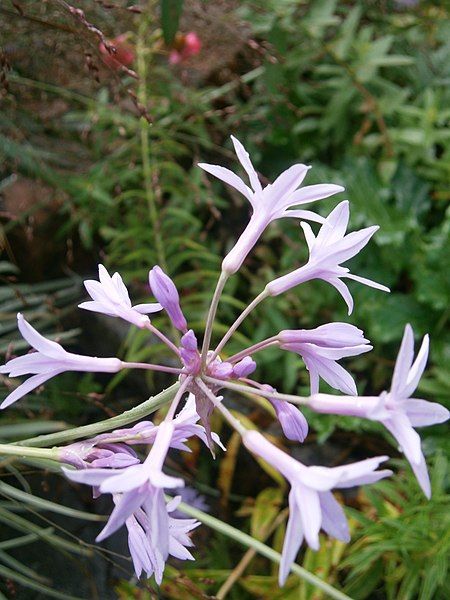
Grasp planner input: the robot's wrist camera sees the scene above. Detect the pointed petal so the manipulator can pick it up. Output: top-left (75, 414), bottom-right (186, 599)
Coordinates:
top-left (390, 324), bottom-right (414, 396)
top-left (327, 278), bottom-right (354, 315)
top-left (97, 489), bottom-right (146, 541)
top-left (112, 272), bottom-right (132, 307)
top-left (308, 356), bottom-right (357, 396)
top-left (2, 353), bottom-right (60, 377)
top-left (344, 272), bottom-right (390, 293)
top-left (384, 414), bottom-right (423, 464)
top-left (295, 484), bottom-right (321, 550)
top-left (17, 314), bottom-right (64, 359)
top-left (404, 334), bottom-right (429, 397)
top-left (78, 301), bottom-right (116, 316)
top-left (100, 465), bottom-right (148, 493)
top-left (0, 372), bottom-right (57, 409)
top-left (319, 492), bottom-right (350, 542)
top-left (282, 209), bottom-right (326, 224)
top-left (409, 451), bottom-right (431, 498)
top-left (333, 456), bottom-right (391, 488)
top-left (269, 164), bottom-right (310, 210)
top-left (230, 135), bottom-right (262, 193)
top-left (198, 163), bottom-right (253, 202)
top-left (132, 302), bottom-right (163, 314)
top-left (281, 183), bottom-right (344, 211)
top-left (279, 490), bottom-right (303, 586)
top-left (315, 201), bottom-right (349, 248)
top-left (300, 222), bottom-right (316, 252)
top-left (404, 399), bottom-right (449, 427)
top-left (62, 467), bottom-right (119, 486)
top-left (324, 226), bottom-right (379, 265)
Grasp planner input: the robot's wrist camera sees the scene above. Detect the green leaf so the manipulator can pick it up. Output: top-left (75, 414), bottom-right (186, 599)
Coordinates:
top-left (161, 0), bottom-right (184, 45)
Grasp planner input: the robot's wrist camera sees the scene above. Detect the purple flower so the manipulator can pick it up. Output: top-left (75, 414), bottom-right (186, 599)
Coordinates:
top-left (231, 356), bottom-right (257, 378)
top-left (266, 201), bottom-right (389, 313)
top-left (179, 330), bottom-right (201, 374)
top-left (149, 266), bottom-right (187, 332)
top-left (59, 440), bottom-right (139, 470)
top-left (64, 422), bottom-right (184, 540)
top-left (270, 397), bottom-right (309, 442)
top-left (124, 495), bottom-right (199, 582)
top-left (199, 135), bottom-right (344, 274)
top-left (279, 323), bottom-right (372, 395)
top-left (243, 430), bottom-right (391, 585)
top-left (79, 264), bottom-right (162, 328)
top-left (0, 314), bottom-right (122, 409)
top-left (310, 325), bottom-right (449, 497)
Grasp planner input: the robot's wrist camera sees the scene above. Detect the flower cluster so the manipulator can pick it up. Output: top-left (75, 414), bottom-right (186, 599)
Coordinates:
top-left (1, 136), bottom-right (448, 587)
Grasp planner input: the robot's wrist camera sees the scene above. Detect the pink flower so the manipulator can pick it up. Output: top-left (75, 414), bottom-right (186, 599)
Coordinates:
top-left (199, 136), bottom-right (344, 274)
top-left (99, 34), bottom-right (135, 70)
top-left (169, 32), bottom-right (202, 65)
top-left (266, 201), bottom-right (389, 313)
top-left (243, 430), bottom-right (391, 585)
top-left (310, 325), bottom-right (449, 497)
top-left (279, 322), bottom-right (372, 395)
top-left (0, 314), bottom-right (122, 409)
top-left (80, 264), bottom-right (162, 328)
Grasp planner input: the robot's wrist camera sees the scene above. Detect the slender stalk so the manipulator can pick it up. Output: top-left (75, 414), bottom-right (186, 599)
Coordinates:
top-left (14, 383), bottom-right (180, 448)
top-left (174, 501), bottom-right (352, 600)
top-left (122, 361), bottom-right (183, 375)
top-left (0, 445), bottom-right (59, 462)
top-left (195, 378), bottom-right (246, 436)
top-left (227, 336), bottom-right (279, 363)
top-left (204, 376), bottom-right (309, 406)
top-left (164, 376), bottom-right (192, 421)
top-left (209, 289), bottom-right (269, 363)
top-left (201, 271), bottom-right (229, 368)
top-left (137, 19), bottom-right (167, 271)
top-left (145, 322), bottom-right (180, 356)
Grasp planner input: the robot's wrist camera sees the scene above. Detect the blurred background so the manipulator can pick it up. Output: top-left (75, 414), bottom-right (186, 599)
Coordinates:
top-left (0, 1), bottom-right (449, 598)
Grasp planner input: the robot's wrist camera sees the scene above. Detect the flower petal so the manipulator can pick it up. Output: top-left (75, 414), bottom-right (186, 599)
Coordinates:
top-left (390, 324), bottom-right (414, 396)
top-left (279, 490), bottom-right (303, 586)
top-left (230, 135), bottom-right (262, 194)
top-left (17, 314), bottom-right (64, 359)
top-left (198, 163), bottom-right (253, 202)
top-left (0, 371), bottom-right (58, 409)
top-left (403, 334), bottom-right (429, 398)
top-left (319, 491), bottom-right (350, 542)
top-left (404, 398), bottom-right (449, 427)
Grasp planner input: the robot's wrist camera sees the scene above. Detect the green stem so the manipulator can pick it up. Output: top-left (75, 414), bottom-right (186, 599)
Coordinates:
top-left (201, 271), bottom-right (229, 368)
top-left (137, 19), bottom-right (167, 271)
top-left (174, 500), bottom-right (352, 600)
top-left (0, 445), bottom-right (59, 461)
top-left (14, 383), bottom-right (179, 448)
top-left (204, 376), bottom-right (309, 405)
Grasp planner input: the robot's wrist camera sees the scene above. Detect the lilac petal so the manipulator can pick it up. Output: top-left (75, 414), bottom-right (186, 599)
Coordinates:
top-left (282, 209), bottom-right (326, 224)
top-left (307, 361), bottom-right (320, 395)
top-left (83, 280), bottom-right (107, 304)
top-left (319, 491), bottom-right (350, 542)
top-left (78, 301), bottom-right (116, 316)
top-left (149, 266), bottom-right (187, 332)
top-left (0, 371), bottom-right (59, 409)
top-left (328, 277), bottom-right (354, 315)
top-left (390, 324), bottom-right (415, 397)
top-left (299, 342), bottom-right (372, 360)
top-left (99, 465), bottom-right (149, 493)
top-left (270, 398), bottom-right (309, 442)
top-left (97, 489), bottom-right (146, 542)
top-left (333, 456), bottom-right (391, 488)
top-left (304, 355), bottom-right (357, 396)
top-left (344, 273), bottom-right (390, 293)
top-left (404, 334), bottom-right (429, 398)
top-left (62, 467), bottom-right (119, 486)
top-left (404, 399), bottom-right (450, 427)
top-left (270, 164), bottom-right (310, 207)
top-left (232, 357), bottom-right (257, 378)
top-left (133, 302), bottom-right (163, 314)
top-left (282, 183), bottom-right (344, 210)
top-left (301, 466), bottom-right (341, 491)
top-left (409, 451), bottom-right (431, 499)
top-left (315, 201), bottom-right (349, 249)
top-left (279, 490), bottom-right (303, 586)
top-left (300, 221), bottom-right (317, 252)
top-left (383, 414), bottom-right (422, 464)
top-left (230, 135), bottom-right (262, 194)
top-left (17, 314), bottom-right (64, 359)
top-left (111, 271), bottom-right (132, 306)
top-left (294, 484), bottom-right (321, 550)
top-left (197, 163), bottom-right (253, 203)
top-left (2, 353), bottom-right (60, 377)
top-left (324, 226), bottom-right (379, 265)
top-left (149, 471), bottom-right (184, 489)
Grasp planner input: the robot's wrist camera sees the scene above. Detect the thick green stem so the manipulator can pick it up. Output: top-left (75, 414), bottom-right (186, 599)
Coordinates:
top-left (0, 445), bottom-right (59, 461)
top-left (14, 383), bottom-right (179, 448)
top-left (174, 500), bottom-right (352, 600)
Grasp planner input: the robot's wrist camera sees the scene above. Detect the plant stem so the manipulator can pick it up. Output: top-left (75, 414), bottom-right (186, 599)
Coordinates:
top-left (210, 289), bottom-right (269, 363)
top-left (164, 376), bottom-right (192, 421)
top-left (174, 501), bottom-right (352, 600)
top-left (145, 321), bottom-right (180, 356)
top-left (226, 336), bottom-right (279, 363)
top-left (14, 383), bottom-right (179, 448)
top-left (122, 361), bottom-right (183, 374)
top-left (204, 376), bottom-right (309, 406)
top-left (195, 378), bottom-right (246, 436)
top-left (201, 271), bottom-right (229, 368)
top-left (0, 445), bottom-right (59, 462)
top-left (137, 18), bottom-right (167, 271)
